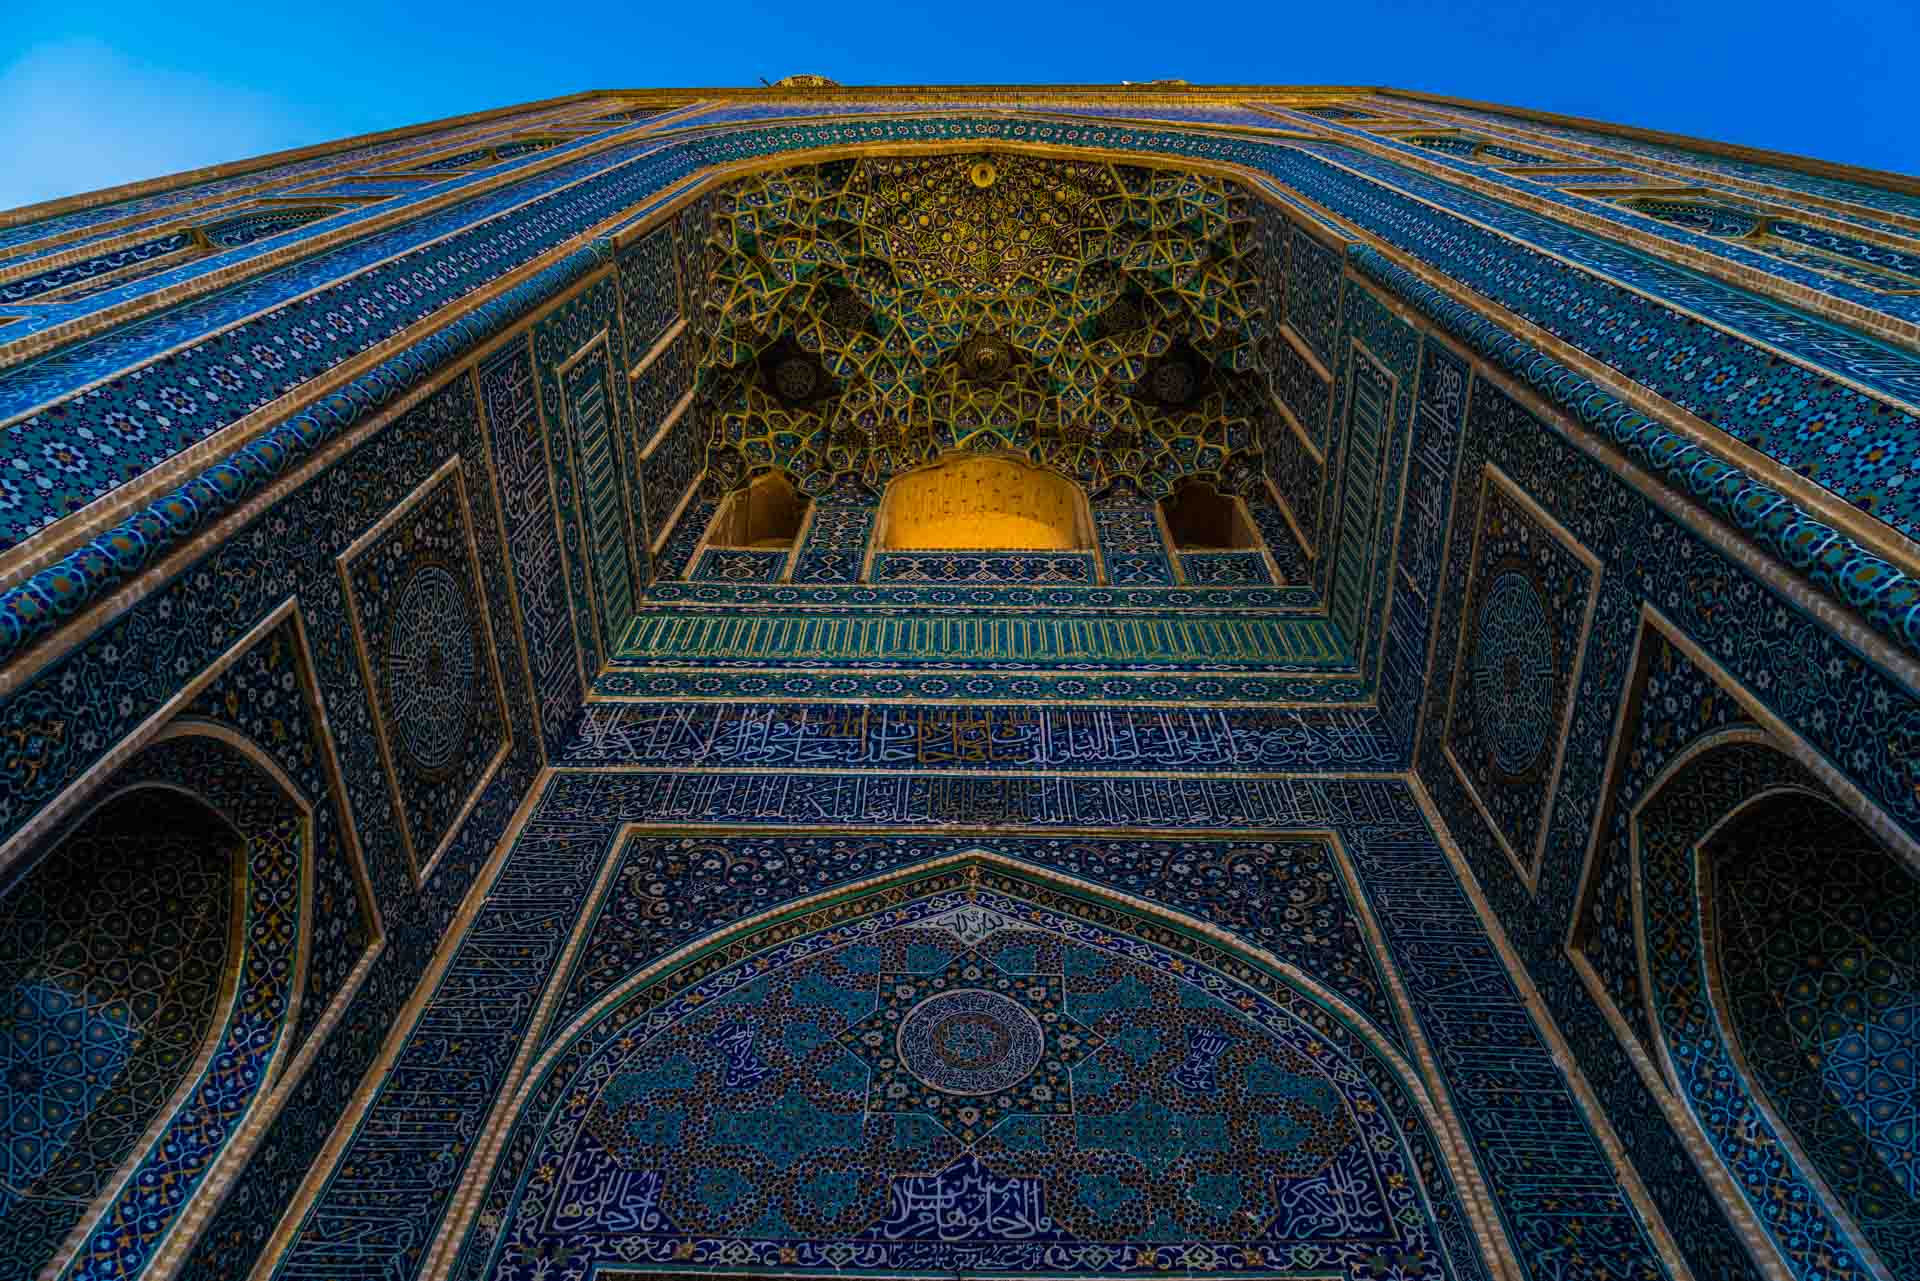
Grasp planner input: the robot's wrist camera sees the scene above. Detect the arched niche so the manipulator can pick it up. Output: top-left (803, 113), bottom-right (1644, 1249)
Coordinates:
top-left (711, 470), bottom-right (810, 549)
top-left (0, 728), bottom-right (309, 1281)
top-left (0, 787), bottom-right (241, 1236)
top-left (877, 454), bottom-right (1092, 551)
top-left (1159, 478), bottom-right (1258, 550)
top-left (1629, 734), bottom-right (1920, 1280)
top-left (688, 153), bottom-right (1270, 507)
top-left (1705, 788), bottom-right (1920, 1264)
top-left (432, 853), bottom-right (1502, 1281)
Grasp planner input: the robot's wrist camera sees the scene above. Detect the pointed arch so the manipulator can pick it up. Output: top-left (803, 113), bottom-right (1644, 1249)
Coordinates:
top-left (876, 453), bottom-right (1093, 551)
top-left (1160, 477), bottom-right (1260, 549)
top-left (425, 846), bottom-right (1512, 1281)
top-left (1620, 728), bottom-right (1920, 1281)
top-left (0, 721), bottom-right (314, 1281)
top-left (709, 468), bottom-right (811, 549)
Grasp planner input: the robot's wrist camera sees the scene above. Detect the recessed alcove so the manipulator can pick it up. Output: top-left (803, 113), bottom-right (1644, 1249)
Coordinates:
top-left (1708, 789), bottom-right (1920, 1244)
top-left (711, 471), bottom-right (811, 549)
top-left (877, 454), bottom-right (1092, 551)
top-left (1159, 479), bottom-right (1259, 550)
top-left (0, 786), bottom-right (240, 1226)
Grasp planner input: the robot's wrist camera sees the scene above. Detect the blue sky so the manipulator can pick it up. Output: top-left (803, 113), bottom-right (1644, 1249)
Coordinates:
top-left (3, 0), bottom-right (1914, 211)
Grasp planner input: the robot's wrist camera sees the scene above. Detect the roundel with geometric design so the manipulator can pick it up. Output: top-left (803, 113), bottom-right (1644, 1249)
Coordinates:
top-left (895, 986), bottom-right (1048, 1096)
top-left (450, 858), bottom-right (1482, 1281)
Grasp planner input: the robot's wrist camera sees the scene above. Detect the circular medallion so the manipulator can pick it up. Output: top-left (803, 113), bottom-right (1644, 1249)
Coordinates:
top-left (897, 988), bottom-right (1044, 1095)
top-left (959, 334), bottom-right (1014, 383)
top-left (385, 561), bottom-right (478, 778)
top-left (1146, 356), bottom-right (1197, 406)
top-left (969, 160), bottom-right (999, 189)
top-left (772, 354), bottom-right (821, 402)
top-left (1469, 568), bottom-right (1557, 779)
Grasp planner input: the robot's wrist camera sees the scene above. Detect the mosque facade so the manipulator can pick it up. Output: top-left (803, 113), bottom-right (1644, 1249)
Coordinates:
top-left (1, 79), bottom-right (1918, 1281)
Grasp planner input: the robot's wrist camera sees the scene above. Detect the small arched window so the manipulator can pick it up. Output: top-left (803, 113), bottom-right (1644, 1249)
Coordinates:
top-left (1159, 480), bottom-right (1257, 550)
top-left (712, 470), bottom-right (810, 549)
top-left (877, 454), bottom-right (1091, 551)
top-left (199, 205), bottom-right (341, 250)
top-left (1624, 197), bottom-right (1920, 294)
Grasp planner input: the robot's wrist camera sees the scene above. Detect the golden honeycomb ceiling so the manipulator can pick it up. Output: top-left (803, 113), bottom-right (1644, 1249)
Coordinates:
top-left (687, 152), bottom-right (1276, 499)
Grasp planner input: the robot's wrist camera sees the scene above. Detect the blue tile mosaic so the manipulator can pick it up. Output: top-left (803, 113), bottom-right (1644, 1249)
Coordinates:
top-left (562, 342), bottom-right (638, 639)
top-left (1244, 498), bottom-right (1311, 584)
top-left (531, 274), bottom-right (629, 669)
top-left (0, 113), bottom-right (630, 333)
top-left (0, 138), bottom-right (695, 544)
top-left (789, 502), bottom-right (875, 584)
top-left (1420, 356), bottom-right (1920, 1281)
top-left (0, 362), bottom-right (543, 1281)
top-left (1279, 139), bottom-right (1920, 533)
top-left (871, 551), bottom-right (1099, 584)
top-left (0, 233), bottom-right (197, 304)
top-left (342, 469), bottom-right (510, 874)
top-left (633, 343), bottom-right (700, 543)
top-left (463, 870), bottom-right (1449, 1277)
top-left (0, 101), bottom-right (584, 259)
top-left (272, 778), bottom-right (1663, 1281)
top-left (479, 338), bottom-right (582, 752)
top-left (1442, 475), bottom-right (1596, 880)
top-left (15, 112), bottom-right (1920, 683)
top-left (1093, 503), bottom-right (1176, 586)
top-left (1269, 104), bottom-right (1920, 325)
top-left (186, 616), bottom-right (375, 1058)
top-left (615, 222), bottom-right (680, 356)
top-left (1264, 401), bottom-right (1327, 551)
top-left (1181, 550), bottom-right (1274, 585)
top-left (651, 496), bottom-right (715, 581)
top-left (1413, 98), bottom-right (1920, 222)
top-left (0, 734), bottom-right (301, 1279)
top-left (1709, 792), bottom-right (1920, 1271)
top-left (12, 93), bottom-right (1920, 1281)
top-left (1285, 224), bottom-right (1346, 371)
top-left (692, 547), bottom-right (788, 582)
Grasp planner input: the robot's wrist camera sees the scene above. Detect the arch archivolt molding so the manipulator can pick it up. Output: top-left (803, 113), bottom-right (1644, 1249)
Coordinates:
top-left (0, 599), bottom-right (383, 1281)
top-left (1625, 731), bottom-right (1898, 1281)
top-left (12, 114), bottom-right (1920, 710)
top-left (1566, 608), bottom-right (1920, 1281)
top-left (416, 836), bottom-right (1522, 1281)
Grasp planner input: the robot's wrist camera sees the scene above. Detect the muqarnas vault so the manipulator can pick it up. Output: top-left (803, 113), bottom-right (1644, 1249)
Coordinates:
top-left (0, 74), bottom-right (1918, 1281)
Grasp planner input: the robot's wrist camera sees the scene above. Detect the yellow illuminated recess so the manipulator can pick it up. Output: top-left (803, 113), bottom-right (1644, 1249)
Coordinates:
top-left (879, 454), bottom-right (1089, 550)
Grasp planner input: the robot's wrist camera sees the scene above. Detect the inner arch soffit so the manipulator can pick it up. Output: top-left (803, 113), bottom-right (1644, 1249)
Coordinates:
top-left (688, 150), bottom-right (1279, 503)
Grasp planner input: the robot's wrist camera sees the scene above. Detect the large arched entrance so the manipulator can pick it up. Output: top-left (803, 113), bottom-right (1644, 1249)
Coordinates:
top-left (432, 852), bottom-right (1502, 1281)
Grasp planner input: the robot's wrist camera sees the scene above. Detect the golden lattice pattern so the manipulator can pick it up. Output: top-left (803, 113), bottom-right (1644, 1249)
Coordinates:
top-left (689, 153), bottom-right (1273, 498)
